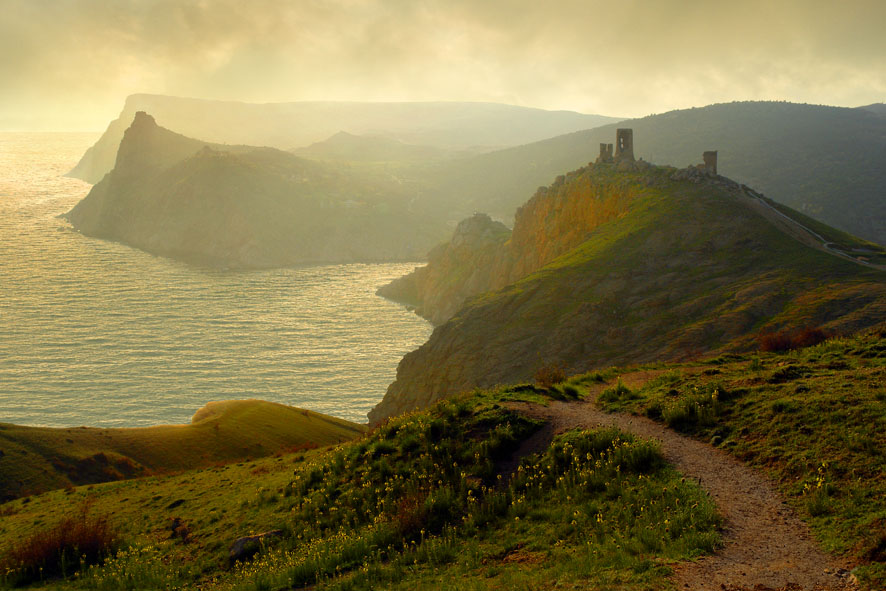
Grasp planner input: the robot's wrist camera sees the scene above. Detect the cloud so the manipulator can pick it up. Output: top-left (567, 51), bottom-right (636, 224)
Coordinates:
top-left (1, 0), bottom-right (884, 129)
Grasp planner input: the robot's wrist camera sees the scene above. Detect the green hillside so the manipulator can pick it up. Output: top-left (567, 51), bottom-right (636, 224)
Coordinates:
top-left (0, 400), bottom-right (365, 502)
top-left (0, 384), bottom-right (723, 590)
top-left (0, 330), bottom-right (882, 589)
top-left (596, 327), bottom-right (886, 587)
top-left (372, 162), bottom-right (886, 423)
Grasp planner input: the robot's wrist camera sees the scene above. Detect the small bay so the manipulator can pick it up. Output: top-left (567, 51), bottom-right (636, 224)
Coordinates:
top-left (0, 132), bottom-right (431, 427)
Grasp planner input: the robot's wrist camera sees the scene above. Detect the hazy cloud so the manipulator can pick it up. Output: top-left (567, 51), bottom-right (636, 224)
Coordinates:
top-left (2, 0), bottom-right (884, 129)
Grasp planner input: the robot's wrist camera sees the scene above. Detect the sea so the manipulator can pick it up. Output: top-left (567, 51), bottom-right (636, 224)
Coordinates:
top-left (0, 132), bottom-right (432, 428)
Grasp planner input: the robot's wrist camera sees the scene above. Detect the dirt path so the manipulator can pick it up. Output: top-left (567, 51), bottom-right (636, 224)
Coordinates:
top-left (504, 375), bottom-right (857, 591)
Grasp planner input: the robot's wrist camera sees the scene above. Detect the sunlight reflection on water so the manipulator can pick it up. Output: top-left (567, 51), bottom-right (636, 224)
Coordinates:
top-left (0, 133), bottom-right (431, 427)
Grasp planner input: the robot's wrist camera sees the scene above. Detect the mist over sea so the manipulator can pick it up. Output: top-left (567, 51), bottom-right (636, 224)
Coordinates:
top-left (0, 133), bottom-right (432, 428)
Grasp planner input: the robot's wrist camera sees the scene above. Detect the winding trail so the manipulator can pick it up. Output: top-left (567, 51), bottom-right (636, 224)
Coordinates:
top-left (504, 374), bottom-right (857, 591)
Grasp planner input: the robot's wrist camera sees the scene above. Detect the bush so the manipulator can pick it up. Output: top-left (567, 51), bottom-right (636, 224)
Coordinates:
top-left (598, 380), bottom-right (635, 403)
top-left (661, 386), bottom-right (723, 432)
top-left (759, 326), bottom-right (829, 352)
top-left (534, 364), bottom-right (567, 388)
top-left (1, 504), bottom-right (120, 584)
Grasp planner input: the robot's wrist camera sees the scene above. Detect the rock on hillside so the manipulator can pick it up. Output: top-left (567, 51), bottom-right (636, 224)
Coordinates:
top-left (369, 163), bottom-right (886, 424)
top-left (65, 112), bottom-right (448, 268)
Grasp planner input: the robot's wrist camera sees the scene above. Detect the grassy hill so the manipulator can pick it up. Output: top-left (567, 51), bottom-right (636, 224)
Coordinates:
top-left (371, 162), bottom-right (886, 423)
top-left (425, 101), bottom-right (886, 245)
top-left (0, 330), bottom-right (882, 589)
top-left (0, 399), bottom-right (365, 502)
top-left (597, 326), bottom-right (886, 587)
top-left (292, 132), bottom-right (455, 163)
top-left (0, 383), bottom-right (724, 590)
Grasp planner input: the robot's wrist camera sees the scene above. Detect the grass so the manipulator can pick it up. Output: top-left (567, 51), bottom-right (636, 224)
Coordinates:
top-left (596, 327), bottom-right (886, 589)
top-left (0, 400), bottom-right (365, 502)
top-left (0, 390), bottom-right (721, 590)
top-left (0, 501), bottom-right (119, 586)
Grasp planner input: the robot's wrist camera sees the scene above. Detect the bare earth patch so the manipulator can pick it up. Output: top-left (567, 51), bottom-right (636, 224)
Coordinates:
top-left (504, 373), bottom-right (857, 591)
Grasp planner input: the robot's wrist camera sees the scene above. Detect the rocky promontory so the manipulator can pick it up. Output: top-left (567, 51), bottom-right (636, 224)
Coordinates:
top-left (65, 112), bottom-right (448, 268)
top-left (377, 167), bottom-right (642, 325)
top-left (369, 162), bottom-right (886, 424)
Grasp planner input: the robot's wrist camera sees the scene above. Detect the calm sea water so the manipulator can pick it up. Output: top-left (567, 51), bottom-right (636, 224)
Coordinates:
top-left (0, 132), bottom-right (431, 428)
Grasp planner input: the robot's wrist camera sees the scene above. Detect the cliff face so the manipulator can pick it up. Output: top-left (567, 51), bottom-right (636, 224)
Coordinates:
top-left (377, 214), bottom-right (510, 324)
top-left (66, 113), bottom-right (448, 268)
top-left (378, 167), bottom-right (641, 324)
top-left (368, 164), bottom-right (886, 424)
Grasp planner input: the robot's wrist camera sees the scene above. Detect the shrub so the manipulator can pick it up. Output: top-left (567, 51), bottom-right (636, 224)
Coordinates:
top-left (1, 504), bottom-right (120, 584)
top-left (759, 326), bottom-right (829, 352)
top-left (598, 380), bottom-right (635, 403)
top-left (759, 329), bottom-right (794, 352)
top-left (534, 364), bottom-right (566, 388)
top-left (661, 386), bottom-right (723, 432)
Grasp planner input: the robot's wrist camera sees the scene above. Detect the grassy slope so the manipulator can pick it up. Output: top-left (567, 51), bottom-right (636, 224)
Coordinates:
top-left (596, 327), bottom-right (886, 588)
top-left (1, 333), bottom-right (881, 589)
top-left (374, 165), bottom-right (886, 421)
top-left (0, 389), bottom-right (720, 591)
top-left (0, 400), bottom-right (365, 501)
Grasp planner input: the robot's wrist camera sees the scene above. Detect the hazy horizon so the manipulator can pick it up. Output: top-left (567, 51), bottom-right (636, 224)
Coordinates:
top-left (2, 0), bottom-right (884, 131)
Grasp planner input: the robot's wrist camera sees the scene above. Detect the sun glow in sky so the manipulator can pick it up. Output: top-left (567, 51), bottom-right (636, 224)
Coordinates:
top-left (2, 0), bottom-right (884, 130)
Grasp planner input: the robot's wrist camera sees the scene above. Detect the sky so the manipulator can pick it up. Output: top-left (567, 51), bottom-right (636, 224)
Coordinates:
top-left (2, 0), bottom-right (885, 130)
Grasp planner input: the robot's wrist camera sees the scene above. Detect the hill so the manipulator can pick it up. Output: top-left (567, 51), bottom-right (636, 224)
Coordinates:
top-left (292, 131), bottom-right (454, 163)
top-left (0, 399), bottom-right (365, 502)
top-left (859, 103), bottom-right (886, 116)
top-left (371, 157), bottom-right (886, 423)
top-left (424, 101), bottom-right (886, 245)
top-left (65, 112), bottom-right (450, 268)
top-left (68, 94), bottom-right (621, 183)
top-left (0, 330), bottom-right (882, 589)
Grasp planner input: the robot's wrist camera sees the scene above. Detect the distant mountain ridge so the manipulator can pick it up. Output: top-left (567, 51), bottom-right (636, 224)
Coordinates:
top-left (424, 101), bottom-right (886, 246)
top-left (292, 131), bottom-right (453, 162)
top-left (68, 94), bottom-right (621, 183)
top-left (65, 112), bottom-right (451, 268)
top-left (370, 158), bottom-right (886, 423)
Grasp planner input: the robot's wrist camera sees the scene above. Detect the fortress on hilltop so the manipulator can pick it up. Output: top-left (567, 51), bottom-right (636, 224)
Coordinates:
top-left (595, 128), bottom-right (718, 175)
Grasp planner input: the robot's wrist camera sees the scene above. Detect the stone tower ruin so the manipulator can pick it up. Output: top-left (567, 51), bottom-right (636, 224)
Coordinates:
top-left (703, 151), bottom-right (718, 175)
top-left (615, 128), bottom-right (635, 162)
top-left (597, 142), bottom-right (614, 163)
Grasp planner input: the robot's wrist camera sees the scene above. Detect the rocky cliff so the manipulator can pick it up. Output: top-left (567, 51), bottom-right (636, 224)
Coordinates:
top-left (368, 163), bottom-right (886, 424)
top-left (66, 112), bottom-right (448, 268)
top-left (377, 213), bottom-right (510, 324)
top-left (378, 166), bottom-right (645, 324)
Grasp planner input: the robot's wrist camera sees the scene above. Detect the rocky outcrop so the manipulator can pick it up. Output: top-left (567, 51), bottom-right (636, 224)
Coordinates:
top-left (65, 113), bottom-right (449, 268)
top-left (377, 213), bottom-right (511, 324)
top-left (229, 530), bottom-right (284, 564)
top-left (378, 166), bottom-right (640, 324)
top-left (368, 164), bottom-right (886, 424)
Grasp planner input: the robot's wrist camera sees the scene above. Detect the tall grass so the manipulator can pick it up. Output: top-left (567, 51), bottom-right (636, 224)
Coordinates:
top-left (1, 502), bottom-right (119, 586)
